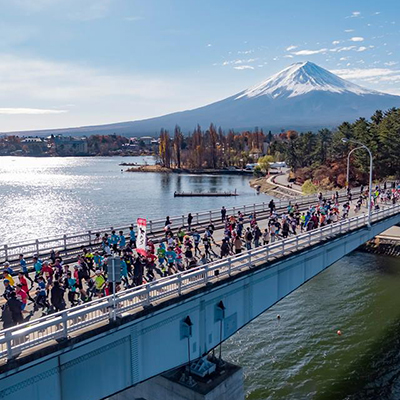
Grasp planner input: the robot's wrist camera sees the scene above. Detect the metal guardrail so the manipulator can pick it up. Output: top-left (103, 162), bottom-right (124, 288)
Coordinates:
top-left (0, 186), bottom-right (367, 264)
top-left (1, 203), bottom-right (399, 362)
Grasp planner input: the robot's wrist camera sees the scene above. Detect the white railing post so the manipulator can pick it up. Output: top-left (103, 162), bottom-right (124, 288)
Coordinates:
top-left (5, 331), bottom-right (13, 360)
top-left (248, 252), bottom-right (252, 268)
top-left (204, 265), bottom-right (209, 283)
top-left (146, 284), bottom-right (151, 305)
top-left (196, 213), bottom-right (199, 224)
top-left (35, 239), bottom-right (40, 255)
top-left (108, 297), bottom-right (114, 321)
top-left (282, 241), bottom-right (285, 255)
top-left (182, 215), bottom-right (185, 226)
top-left (149, 220), bottom-right (153, 233)
top-left (63, 234), bottom-right (67, 250)
top-left (62, 310), bottom-right (69, 338)
top-left (228, 258), bottom-right (232, 275)
top-left (4, 244), bottom-right (8, 260)
top-left (209, 211), bottom-right (212, 223)
top-left (88, 230), bottom-right (92, 245)
top-left (178, 274), bottom-right (182, 295)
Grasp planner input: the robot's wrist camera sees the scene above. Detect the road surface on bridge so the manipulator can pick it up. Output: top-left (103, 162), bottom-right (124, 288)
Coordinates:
top-left (1, 190), bottom-right (365, 327)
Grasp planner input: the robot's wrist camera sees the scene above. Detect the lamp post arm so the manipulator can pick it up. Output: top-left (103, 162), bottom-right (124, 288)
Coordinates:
top-left (346, 146), bottom-right (364, 187)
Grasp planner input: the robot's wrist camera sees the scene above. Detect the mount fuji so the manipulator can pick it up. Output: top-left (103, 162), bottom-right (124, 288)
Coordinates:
top-left (9, 61), bottom-right (400, 136)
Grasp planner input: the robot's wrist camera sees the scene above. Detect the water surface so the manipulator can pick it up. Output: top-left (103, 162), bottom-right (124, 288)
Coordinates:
top-left (0, 156), bottom-right (266, 243)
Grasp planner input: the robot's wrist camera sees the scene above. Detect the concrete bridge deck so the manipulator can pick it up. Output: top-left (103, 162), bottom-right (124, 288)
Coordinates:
top-left (0, 186), bottom-right (369, 273)
top-left (0, 204), bottom-right (399, 400)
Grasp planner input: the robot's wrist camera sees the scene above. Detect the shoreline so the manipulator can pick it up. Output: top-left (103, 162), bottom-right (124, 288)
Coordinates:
top-left (125, 165), bottom-right (253, 175)
top-left (249, 176), bottom-right (300, 199)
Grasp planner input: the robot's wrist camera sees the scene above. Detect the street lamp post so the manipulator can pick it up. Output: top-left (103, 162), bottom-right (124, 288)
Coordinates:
top-left (346, 146), bottom-right (364, 188)
top-left (342, 138), bottom-right (373, 227)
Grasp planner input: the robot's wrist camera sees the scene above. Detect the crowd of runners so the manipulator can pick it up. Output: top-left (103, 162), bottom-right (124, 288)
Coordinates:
top-left (1, 183), bottom-right (399, 328)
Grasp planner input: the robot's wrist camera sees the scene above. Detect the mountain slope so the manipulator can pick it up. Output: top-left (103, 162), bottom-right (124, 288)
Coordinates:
top-left (6, 62), bottom-right (400, 136)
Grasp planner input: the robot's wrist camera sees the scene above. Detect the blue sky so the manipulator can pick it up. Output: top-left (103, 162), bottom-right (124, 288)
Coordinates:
top-left (0, 0), bottom-right (399, 132)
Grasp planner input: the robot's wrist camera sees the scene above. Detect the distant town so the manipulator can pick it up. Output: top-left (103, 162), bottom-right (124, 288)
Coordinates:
top-left (0, 134), bottom-right (158, 157)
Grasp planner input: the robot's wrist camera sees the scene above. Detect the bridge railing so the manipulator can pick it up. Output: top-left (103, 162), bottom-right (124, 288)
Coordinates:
top-left (0, 185), bottom-right (370, 265)
top-left (1, 202), bottom-right (399, 361)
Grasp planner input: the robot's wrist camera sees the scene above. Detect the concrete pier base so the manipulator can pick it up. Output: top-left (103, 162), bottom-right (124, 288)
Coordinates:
top-left (109, 360), bottom-right (244, 400)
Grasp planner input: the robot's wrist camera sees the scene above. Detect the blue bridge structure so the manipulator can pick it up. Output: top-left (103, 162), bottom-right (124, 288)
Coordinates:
top-left (0, 199), bottom-right (399, 400)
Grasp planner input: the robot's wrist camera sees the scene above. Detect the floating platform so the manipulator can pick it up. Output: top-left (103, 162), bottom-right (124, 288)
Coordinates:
top-left (174, 191), bottom-right (238, 197)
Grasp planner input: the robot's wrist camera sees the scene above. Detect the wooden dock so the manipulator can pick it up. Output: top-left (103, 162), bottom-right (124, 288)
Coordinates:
top-left (360, 225), bottom-right (400, 257)
top-left (174, 190), bottom-right (238, 197)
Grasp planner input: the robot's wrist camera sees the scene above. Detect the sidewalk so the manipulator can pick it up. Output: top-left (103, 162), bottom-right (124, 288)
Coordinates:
top-left (272, 167), bottom-right (302, 192)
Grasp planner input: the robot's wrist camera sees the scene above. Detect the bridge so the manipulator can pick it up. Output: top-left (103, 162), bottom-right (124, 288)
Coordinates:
top-left (0, 196), bottom-right (399, 400)
top-left (0, 186), bottom-right (364, 271)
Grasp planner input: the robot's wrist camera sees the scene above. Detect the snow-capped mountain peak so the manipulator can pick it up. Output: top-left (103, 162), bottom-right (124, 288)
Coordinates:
top-left (235, 61), bottom-right (379, 100)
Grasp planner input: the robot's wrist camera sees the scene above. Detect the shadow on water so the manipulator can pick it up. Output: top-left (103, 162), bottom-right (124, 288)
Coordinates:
top-left (354, 250), bottom-right (400, 277)
top-left (175, 174), bottom-right (182, 193)
top-left (315, 315), bottom-right (400, 400)
top-left (160, 173), bottom-right (171, 192)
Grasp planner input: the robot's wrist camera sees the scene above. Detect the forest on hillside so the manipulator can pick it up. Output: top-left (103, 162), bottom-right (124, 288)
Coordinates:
top-left (157, 108), bottom-right (400, 189)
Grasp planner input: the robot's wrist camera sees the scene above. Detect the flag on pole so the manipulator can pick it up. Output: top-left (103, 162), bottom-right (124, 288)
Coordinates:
top-left (136, 218), bottom-right (147, 256)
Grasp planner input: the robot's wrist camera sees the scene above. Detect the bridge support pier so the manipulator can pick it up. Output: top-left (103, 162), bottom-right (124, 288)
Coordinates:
top-left (108, 359), bottom-right (244, 400)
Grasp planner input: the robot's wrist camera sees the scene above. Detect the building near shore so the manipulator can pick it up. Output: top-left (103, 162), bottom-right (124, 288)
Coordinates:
top-left (53, 135), bottom-right (88, 155)
top-left (21, 137), bottom-right (48, 155)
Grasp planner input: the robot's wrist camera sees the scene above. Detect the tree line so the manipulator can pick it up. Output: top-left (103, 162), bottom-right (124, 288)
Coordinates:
top-left (270, 108), bottom-right (400, 189)
top-left (158, 124), bottom-right (272, 169)
top-left (157, 107), bottom-right (400, 188)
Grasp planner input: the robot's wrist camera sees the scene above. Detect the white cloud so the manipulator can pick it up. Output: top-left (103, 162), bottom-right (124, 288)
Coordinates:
top-left (374, 12), bottom-right (381, 15)
top-left (291, 48), bottom-right (327, 55)
top-left (286, 45), bottom-right (298, 51)
top-left (337, 46), bottom-right (357, 52)
top-left (357, 46), bottom-right (367, 52)
top-left (344, 29), bottom-right (355, 32)
top-left (237, 50), bottom-right (254, 54)
top-left (330, 46), bottom-right (357, 53)
top-left (332, 67), bottom-right (400, 83)
top-left (0, 53), bottom-right (210, 131)
top-left (124, 16), bottom-right (144, 21)
top-left (233, 65), bottom-right (254, 70)
top-left (347, 11), bottom-right (361, 18)
top-left (0, 108), bottom-right (67, 115)
top-left (0, 54), bottom-right (176, 101)
top-left (283, 55), bottom-right (294, 58)
top-left (207, 44), bottom-right (212, 47)
top-left (222, 58), bottom-right (257, 66)
top-left (332, 40), bottom-right (341, 45)
top-left (350, 37), bottom-right (364, 42)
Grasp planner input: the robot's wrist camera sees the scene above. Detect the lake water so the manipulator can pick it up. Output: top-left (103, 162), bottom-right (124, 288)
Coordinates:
top-left (1, 156), bottom-right (399, 399)
top-left (0, 156), bottom-right (266, 244)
